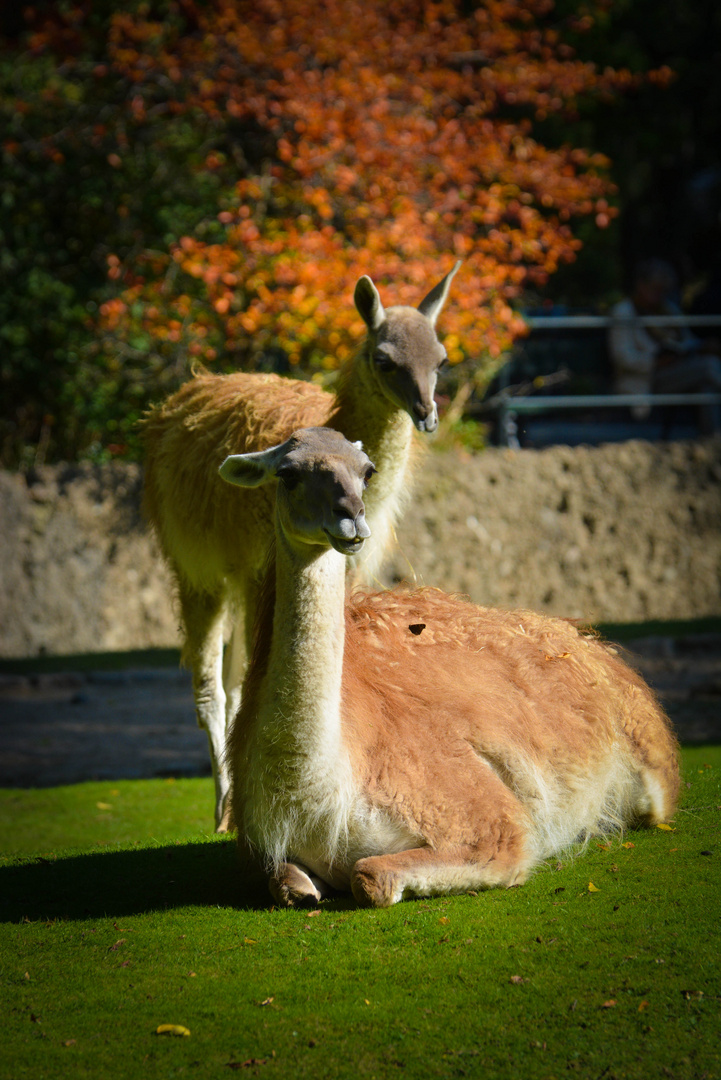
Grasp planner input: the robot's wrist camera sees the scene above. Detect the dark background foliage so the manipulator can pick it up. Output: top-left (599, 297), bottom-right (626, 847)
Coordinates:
top-left (1, 0), bottom-right (719, 467)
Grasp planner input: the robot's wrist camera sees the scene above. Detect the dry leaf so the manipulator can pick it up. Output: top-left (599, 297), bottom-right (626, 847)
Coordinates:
top-left (96, 802), bottom-right (112, 811)
top-left (364, 999), bottom-right (370, 1005)
top-left (156, 1024), bottom-right (190, 1037)
top-left (243, 937), bottom-right (257, 945)
top-left (439, 916), bottom-right (450, 924)
top-left (601, 1000), bottom-right (617, 1008)
top-left (259, 997), bottom-right (274, 1006)
top-left (307, 909), bottom-right (321, 917)
top-left (588, 882), bottom-right (600, 892)
top-left (638, 1001), bottom-right (649, 1012)
top-left (62, 1039), bottom-right (76, 1047)
top-left (621, 842), bottom-right (635, 849)
top-left (656, 823), bottom-right (675, 831)
top-left (108, 939), bottom-right (126, 951)
top-left (509, 975), bottom-right (526, 985)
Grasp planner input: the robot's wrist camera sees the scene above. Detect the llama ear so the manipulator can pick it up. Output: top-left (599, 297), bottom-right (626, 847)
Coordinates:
top-left (354, 276), bottom-right (386, 331)
top-left (219, 440), bottom-right (292, 488)
top-left (417, 261), bottom-right (461, 326)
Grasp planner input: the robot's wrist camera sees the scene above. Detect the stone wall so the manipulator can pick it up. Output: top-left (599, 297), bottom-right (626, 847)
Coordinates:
top-left (2, 438), bottom-right (720, 658)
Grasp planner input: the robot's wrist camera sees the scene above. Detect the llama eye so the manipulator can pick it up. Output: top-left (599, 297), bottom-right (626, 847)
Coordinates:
top-left (363, 465), bottom-right (377, 487)
top-left (438, 355), bottom-right (448, 370)
top-left (374, 353), bottom-right (394, 373)
top-left (277, 469), bottom-right (299, 491)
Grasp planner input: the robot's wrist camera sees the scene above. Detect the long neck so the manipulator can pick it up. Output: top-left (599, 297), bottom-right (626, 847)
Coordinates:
top-left (330, 349), bottom-right (416, 581)
top-left (259, 528), bottom-right (348, 767)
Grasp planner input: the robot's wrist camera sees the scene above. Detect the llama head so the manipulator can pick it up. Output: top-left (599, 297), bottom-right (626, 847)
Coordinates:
top-left (219, 427), bottom-right (375, 556)
top-left (353, 262), bottom-right (461, 434)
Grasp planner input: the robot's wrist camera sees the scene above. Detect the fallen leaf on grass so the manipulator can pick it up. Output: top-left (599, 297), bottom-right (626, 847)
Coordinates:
top-left (601, 1000), bottom-right (617, 1008)
top-left (108, 939), bottom-right (126, 951)
top-left (96, 802), bottom-right (112, 811)
top-left (509, 975), bottom-right (527, 985)
top-left (439, 916), bottom-right (450, 924)
top-left (638, 1001), bottom-right (650, 1012)
top-left (243, 938), bottom-right (257, 945)
top-left (656, 823), bottom-right (675, 831)
top-left (587, 882), bottom-right (600, 892)
top-left (156, 1024), bottom-right (190, 1037)
top-left (258, 997), bottom-right (274, 1007)
top-left (621, 842), bottom-right (635, 849)
top-left (307, 909), bottom-right (321, 917)
top-left (113, 922), bottom-right (134, 932)
top-left (62, 1039), bottom-right (76, 1046)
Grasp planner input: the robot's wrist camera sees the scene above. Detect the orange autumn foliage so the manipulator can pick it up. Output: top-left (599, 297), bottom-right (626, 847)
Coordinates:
top-left (94, 0), bottom-right (664, 381)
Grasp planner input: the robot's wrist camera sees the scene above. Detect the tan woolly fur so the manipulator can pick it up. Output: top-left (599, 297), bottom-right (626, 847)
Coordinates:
top-left (141, 265), bottom-right (460, 830)
top-left (221, 428), bottom-right (680, 909)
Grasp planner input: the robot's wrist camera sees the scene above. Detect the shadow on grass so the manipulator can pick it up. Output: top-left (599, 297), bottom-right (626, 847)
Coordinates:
top-left (0, 841), bottom-right (275, 922)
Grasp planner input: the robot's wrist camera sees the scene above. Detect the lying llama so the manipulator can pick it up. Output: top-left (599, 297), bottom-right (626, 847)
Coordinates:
top-left (219, 427), bottom-right (680, 908)
top-left (142, 264), bottom-right (460, 830)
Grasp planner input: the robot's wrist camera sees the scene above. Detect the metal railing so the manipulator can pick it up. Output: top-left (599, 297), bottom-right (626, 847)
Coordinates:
top-left (484, 314), bottom-right (721, 448)
top-left (492, 392), bottom-right (721, 448)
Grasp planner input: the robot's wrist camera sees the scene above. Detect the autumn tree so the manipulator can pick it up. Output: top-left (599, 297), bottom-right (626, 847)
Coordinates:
top-left (0, 0), bottom-right (669, 463)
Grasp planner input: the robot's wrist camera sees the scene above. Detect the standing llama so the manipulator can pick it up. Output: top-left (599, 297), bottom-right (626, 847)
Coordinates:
top-left (219, 427), bottom-right (680, 908)
top-left (142, 264), bottom-right (460, 830)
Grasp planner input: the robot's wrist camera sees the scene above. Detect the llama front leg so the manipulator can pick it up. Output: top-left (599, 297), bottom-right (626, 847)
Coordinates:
top-left (179, 582), bottom-right (230, 832)
top-left (351, 836), bottom-right (532, 909)
top-left (269, 862), bottom-right (335, 908)
top-left (216, 623), bottom-right (247, 832)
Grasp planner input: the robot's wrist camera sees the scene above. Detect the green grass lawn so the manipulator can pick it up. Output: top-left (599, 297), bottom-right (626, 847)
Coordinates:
top-left (1, 749), bottom-right (719, 1080)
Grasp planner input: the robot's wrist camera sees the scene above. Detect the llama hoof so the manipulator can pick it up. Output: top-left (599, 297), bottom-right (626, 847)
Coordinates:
top-left (215, 805), bottom-right (234, 834)
top-left (351, 860), bottom-right (398, 908)
top-left (269, 864), bottom-right (323, 908)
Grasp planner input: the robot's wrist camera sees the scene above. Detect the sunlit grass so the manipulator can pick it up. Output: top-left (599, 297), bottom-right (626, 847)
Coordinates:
top-left (1, 748), bottom-right (719, 1080)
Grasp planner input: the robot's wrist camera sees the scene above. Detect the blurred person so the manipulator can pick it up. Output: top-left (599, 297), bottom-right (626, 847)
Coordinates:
top-left (609, 258), bottom-right (721, 433)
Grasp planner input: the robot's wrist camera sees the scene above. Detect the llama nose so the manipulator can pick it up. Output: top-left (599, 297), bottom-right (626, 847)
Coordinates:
top-left (414, 401), bottom-right (438, 433)
top-left (335, 506), bottom-right (371, 541)
top-left (354, 509), bottom-right (371, 539)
